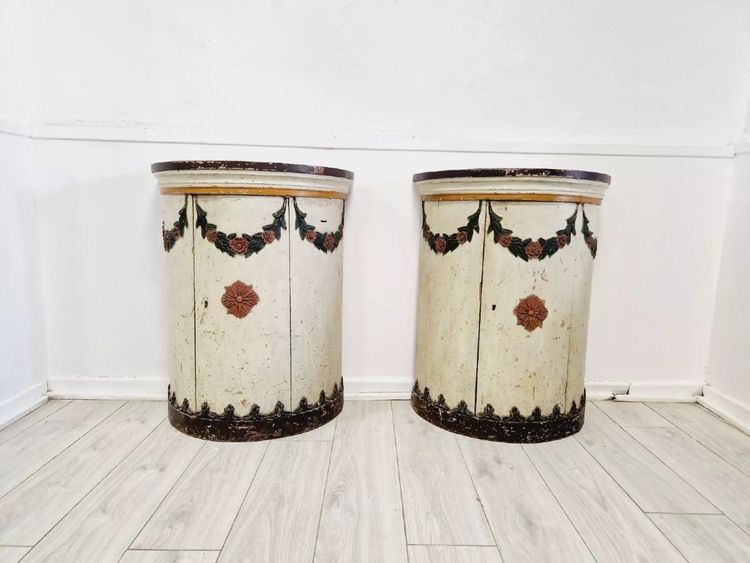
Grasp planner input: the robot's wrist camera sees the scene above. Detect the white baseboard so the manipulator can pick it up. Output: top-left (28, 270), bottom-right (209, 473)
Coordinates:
top-left (47, 377), bottom-right (167, 401)
top-left (0, 382), bottom-right (48, 429)
top-left (613, 381), bottom-right (702, 402)
top-left (344, 377), bottom-right (413, 400)
top-left (698, 386), bottom-right (750, 435)
top-left (586, 381), bottom-right (630, 400)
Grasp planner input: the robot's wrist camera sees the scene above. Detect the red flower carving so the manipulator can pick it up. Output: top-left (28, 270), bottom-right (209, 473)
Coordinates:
top-left (498, 234), bottom-right (512, 248)
top-left (525, 240), bottom-right (543, 259)
top-left (456, 231), bottom-right (468, 245)
top-left (323, 233), bottom-right (336, 251)
top-left (556, 234), bottom-right (567, 248)
top-left (229, 236), bottom-right (249, 255)
top-left (513, 294), bottom-right (548, 332)
top-left (221, 281), bottom-right (260, 318)
top-left (206, 229), bottom-right (218, 243)
top-left (170, 227), bottom-right (181, 239)
top-left (434, 235), bottom-right (447, 253)
top-left (262, 230), bottom-right (276, 244)
top-left (423, 228), bottom-right (432, 241)
top-left (305, 229), bottom-right (317, 242)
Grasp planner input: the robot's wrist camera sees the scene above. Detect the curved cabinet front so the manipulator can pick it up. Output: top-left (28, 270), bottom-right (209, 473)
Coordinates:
top-left (156, 161), bottom-right (351, 441)
top-left (412, 169), bottom-right (609, 443)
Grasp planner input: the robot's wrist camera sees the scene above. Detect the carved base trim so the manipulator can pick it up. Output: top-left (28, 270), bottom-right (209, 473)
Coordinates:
top-left (410, 382), bottom-right (585, 443)
top-left (168, 380), bottom-right (343, 442)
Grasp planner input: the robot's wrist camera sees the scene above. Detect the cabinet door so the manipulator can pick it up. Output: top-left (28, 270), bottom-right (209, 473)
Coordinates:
top-left (476, 201), bottom-right (587, 416)
top-left (289, 197), bottom-right (345, 405)
top-left (162, 194), bottom-right (195, 407)
top-left (193, 195), bottom-right (291, 414)
top-left (414, 200), bottom-right (487, 412)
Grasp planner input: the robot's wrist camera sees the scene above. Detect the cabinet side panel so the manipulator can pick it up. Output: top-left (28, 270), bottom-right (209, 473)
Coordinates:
top-left (162, 194), bottom-right (196, 406)
top-left (477, 202), bottom-right (580, 416)
top-left (565, 205), bottom-right (598, 409)
top-left (414, 201), bottom-right (486, 413)
top-left (290, 198), bottom-right (344, 405)
top-left (193, 196), bottom-right (291, 414)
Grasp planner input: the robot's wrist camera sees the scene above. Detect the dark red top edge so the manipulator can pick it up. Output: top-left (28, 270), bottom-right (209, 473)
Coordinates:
top-left (151, 160), bottom-right (354, 180)
top-left (412, 168), bottom-right (611, 184)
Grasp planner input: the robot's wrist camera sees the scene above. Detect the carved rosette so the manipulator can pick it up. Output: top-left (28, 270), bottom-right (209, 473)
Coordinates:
top-left (221, 281), bottom-right (260, 318)
top-left (168, 379), bottom-right (344, 441)
top-left (411, 381), bottom-right (585, 443)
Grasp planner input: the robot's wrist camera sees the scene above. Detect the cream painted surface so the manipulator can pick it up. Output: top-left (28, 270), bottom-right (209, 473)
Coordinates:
top-left (290, 197), bottom-right (344, 405)
top-left (476, 201), bottom-right (591, 415)
top-left (415, 175), bottom-right (604, 417)
top-left (193, 195), bottom-right (290, 414)
top-left (162, 195), bottom-right (196, 406)
top-left (414, 201), bottom-right (486, 411)
top-left (417, 176), bottom-right (607, 200)
top-left (154, 169), bottom-right (350, 194)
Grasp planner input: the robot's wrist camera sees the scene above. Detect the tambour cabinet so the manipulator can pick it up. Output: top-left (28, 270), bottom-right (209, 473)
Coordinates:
top-left (412, 168), bottom-right (610, 442)
top-left (155, 161), bottom-right (352, 441)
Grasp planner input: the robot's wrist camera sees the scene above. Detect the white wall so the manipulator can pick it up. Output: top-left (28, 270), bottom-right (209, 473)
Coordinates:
top-left (24, 0), bottom-right (750, 148)
top-left (0, 131), bottom-right (47, 424)
top-left (704, 148), bottom-right (750, 428)
top-left (3, 0), bottom-right (750, 407)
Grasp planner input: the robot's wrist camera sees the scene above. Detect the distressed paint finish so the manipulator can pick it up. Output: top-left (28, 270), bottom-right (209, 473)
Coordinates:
top-left (156, 161), bottom-right (351, 441)
top-left (291, 197), bottom-right (344, 407)
top-left (414, 200), bottom-right (487, 412)
top-left (413, 170), bottom-right (608, 442)
top-left (477, 201), bottom-right (582, 416)
top-left (162, 195), bottom-right (196, 408)
top-left (193, 195), bottom-right (291, 414)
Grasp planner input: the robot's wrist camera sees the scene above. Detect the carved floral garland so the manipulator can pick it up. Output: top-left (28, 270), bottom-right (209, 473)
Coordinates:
top-left (421, 202), bottom-right (483, 254)
top-left (293, 198), bottom-right (345, 253)
top-left (487, 202), bottom-right (578, 261)
top-left (581, 206), bottom-right (597, 258)
top-left (195, 199), bottom-right (288, 258)
top-left (162, 200), bottom-right (189, 252)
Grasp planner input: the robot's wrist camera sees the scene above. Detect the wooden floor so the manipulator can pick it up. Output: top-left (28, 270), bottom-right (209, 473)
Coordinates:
top-left (0, 400), bottom-right (749, 562)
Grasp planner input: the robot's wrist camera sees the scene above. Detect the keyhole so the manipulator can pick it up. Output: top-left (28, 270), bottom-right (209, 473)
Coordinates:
top-left (204, 300), bottom-right (209, 308)
top-left (492, 304), bottom-right (496, 311)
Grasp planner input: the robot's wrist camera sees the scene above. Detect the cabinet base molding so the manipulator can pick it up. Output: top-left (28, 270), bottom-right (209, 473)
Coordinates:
top-left (167, 379), bottom-right (343, 442)
top-left (410, 381), bottom-right (585, 443)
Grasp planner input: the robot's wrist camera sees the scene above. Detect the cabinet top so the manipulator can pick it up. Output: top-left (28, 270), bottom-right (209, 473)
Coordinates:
top-left (413, 168), bottom-right (610, 204)
top-left (151, 160), bottom-right (354, 180)
top-left (413, 168), bottom-right (610, 184)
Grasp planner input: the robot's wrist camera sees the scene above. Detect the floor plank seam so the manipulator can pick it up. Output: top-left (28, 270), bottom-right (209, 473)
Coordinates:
top-left (0, 400), bottom-right (72, 447)
top-left (649, 402), bottom-right (750, 478)
top-left (455, 436), bottom-right (501, 556)
top-left (390, 401), bottom-right (413, 562)
top-left (583, 406), bottom-right (720, 513)
top-left (215, 441), bottom-right (272, 558)
top-left (622, 424), bottom-right (750, 539)
top-left (121, 438), bottom-right (209, 560)
top-left (0, 400), bottom-right (129, 504)
top-left (310, 421), bottom-right (337, 562)
top-left (520, 443), bottom-right (598, 562)
top-left (22, 408), bottom-right (167, 558)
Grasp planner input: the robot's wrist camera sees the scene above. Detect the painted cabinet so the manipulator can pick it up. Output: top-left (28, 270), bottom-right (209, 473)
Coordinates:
top-left (412, 168), bottom-right (610, 443)
top-left (155, 161), bottom-right (352, 441)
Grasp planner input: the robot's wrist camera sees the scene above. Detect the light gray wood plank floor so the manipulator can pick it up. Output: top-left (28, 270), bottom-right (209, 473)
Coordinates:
top-left (1, 398), bottom-right (749, 562)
